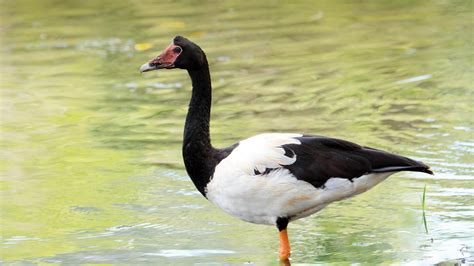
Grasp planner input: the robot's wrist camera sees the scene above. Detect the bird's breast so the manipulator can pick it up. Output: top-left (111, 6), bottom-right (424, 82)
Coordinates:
top-left (206, 168), bottom-right (323, 225)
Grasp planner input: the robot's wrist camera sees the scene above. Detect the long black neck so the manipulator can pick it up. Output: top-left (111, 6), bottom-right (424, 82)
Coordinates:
top-left (182, 64), bottom-right (215, 197)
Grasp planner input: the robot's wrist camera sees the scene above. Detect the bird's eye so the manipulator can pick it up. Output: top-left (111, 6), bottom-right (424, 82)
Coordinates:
top-left (173, 46), bottom-right (182, 54)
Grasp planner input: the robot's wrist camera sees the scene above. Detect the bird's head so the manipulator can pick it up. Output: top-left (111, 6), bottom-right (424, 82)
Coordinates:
top-left (140, 36), bottom-right (207, 72)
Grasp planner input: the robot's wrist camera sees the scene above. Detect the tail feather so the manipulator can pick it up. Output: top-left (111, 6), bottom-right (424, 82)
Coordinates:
top-left (358, 146), bottom-right (433, 175)
top-left (371, 165), bottom-right (433, 175)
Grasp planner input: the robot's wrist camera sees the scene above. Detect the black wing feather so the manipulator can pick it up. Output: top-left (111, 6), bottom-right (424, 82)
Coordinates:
top-left (281, 135), bottom-right (432, 189)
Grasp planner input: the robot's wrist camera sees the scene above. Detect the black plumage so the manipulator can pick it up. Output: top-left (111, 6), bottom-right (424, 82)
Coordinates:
top-left (281, 135), bottom-right (433, 189)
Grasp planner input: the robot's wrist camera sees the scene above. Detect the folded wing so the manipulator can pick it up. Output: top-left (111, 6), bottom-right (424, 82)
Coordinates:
top-left (281, 135), bottom-right (433, 188)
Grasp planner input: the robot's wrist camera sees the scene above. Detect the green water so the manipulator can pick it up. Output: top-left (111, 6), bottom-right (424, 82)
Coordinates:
top-left (1, 0), bottom-right (473, 264)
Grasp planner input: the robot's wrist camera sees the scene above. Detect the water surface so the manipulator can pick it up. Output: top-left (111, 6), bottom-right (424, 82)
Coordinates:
top-left (1, 0), bottom-right (473, 264)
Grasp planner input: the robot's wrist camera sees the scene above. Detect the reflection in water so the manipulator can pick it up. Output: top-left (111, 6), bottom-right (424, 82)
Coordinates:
top-left (1, 0), bottom-right (473, 264)
top-left (144, 249), bottom-right (236, 257)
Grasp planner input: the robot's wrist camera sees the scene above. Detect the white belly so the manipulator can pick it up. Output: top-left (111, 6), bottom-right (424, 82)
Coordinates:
top-left (206, 168), bottom-right (394, 225)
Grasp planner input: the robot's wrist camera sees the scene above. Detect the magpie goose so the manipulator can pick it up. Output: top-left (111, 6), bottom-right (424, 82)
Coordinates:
top-left (140, 36), bottom-right (433, 261)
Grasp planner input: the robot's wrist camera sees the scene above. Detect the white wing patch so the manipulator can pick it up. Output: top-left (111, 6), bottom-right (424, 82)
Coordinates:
top-left (214, 133), bottom-right (302, 176)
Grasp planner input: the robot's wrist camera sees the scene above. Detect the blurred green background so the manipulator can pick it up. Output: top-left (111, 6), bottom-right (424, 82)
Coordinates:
top-left (1, 0), bottom-right (472, 264)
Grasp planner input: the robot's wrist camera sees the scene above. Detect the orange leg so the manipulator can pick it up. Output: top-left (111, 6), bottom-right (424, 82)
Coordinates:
top-left (279, 229), bottom-right (291, 261)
